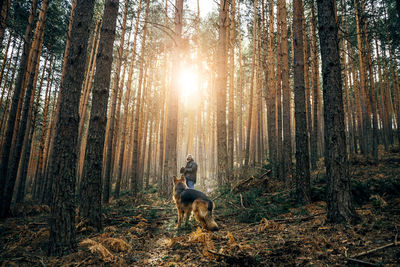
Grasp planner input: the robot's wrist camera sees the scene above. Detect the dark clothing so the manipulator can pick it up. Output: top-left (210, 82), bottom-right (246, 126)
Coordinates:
top-left (184, 159), bottom-right (198, 183)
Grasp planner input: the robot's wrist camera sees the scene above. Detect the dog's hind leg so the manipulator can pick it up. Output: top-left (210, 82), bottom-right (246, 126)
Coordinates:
top-left (177, 208), bottom-right (183, 228)
top-left (184, 208), bottom-right (191, 225)
top-left (193, 200), bottom-right (208, 229)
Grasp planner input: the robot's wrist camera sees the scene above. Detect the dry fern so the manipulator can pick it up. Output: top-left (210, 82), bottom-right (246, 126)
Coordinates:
top-left (258, 218), bottom-right (283, 233)
top-left (101, 237), bottom-right (132, 252)
top-left (104, 226), bottom-right (117, 232)
top-left (80, 239), bottom-right (115, 262)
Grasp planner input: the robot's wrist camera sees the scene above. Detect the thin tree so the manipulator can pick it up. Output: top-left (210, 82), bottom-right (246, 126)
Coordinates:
top-left (131, 0), bottom-right (150, 195)
top-left (310, 0), bottom-right (319, 168)
top-left (103, 0), bottom-right (129, 203)
top-left (163, 0), bottom-right (183, 196)
top-left (114, 0), bottom-right (142, 198)
top-left (227, 0), bottom-right (235, 177)
top-left (0, 0), bottom-right (48, 218)
top-left (293, 0), bottom-right (311, 203)
top-left (216, 0), bottom-right (228, 185)
top-left (0, 0), bottom-right (38, 211)
top-left (278, 0), bottom-right (292, 181)
top-left (266, 0), bottom-right (277, 178)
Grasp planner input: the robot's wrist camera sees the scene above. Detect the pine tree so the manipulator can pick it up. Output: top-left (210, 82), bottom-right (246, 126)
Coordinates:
top-left (216, 0), bottom-right (228, 185)
top-left (293, 0), bottom-right (311, 204)
top-left (316, 0), bottom-right (358, 223)
top-left (48, 0), bottom-right (96, 256)
top-left (79, 0), bottom-right (119, 232)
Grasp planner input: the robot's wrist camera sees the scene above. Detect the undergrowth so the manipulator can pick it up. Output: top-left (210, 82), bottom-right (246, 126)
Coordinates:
top-left (213, 186), bottom-right (292, 223)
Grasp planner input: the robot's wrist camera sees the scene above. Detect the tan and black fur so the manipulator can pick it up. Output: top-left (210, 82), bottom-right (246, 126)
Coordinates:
top-left (173, 175), bottom-right (219, 231)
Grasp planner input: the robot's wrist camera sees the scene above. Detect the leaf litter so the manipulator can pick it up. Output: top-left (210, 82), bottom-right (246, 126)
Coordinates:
top-left (1, 150), bottom-right (400, 266)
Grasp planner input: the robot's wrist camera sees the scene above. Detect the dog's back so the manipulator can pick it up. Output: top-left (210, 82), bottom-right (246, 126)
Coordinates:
top-left (181, 189), bottom-right (212, 209)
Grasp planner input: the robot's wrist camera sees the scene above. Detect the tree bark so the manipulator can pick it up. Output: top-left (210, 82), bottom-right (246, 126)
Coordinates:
top-left (216, 0), bottom-right (228, 185)
top-left (114, 0), bottom-right (142, 198)
top-left (310, 0), bottom-right (320, 167)
top-left (278, 0), bottom-right (292, 181)
top-left (266, 0), bottom-right (277, 178)
top-left (79, 0), bottom-right (118, 231)
top-left (103, 0), bottom-right (129, 204)
top-left (163, 0), bottom-right (183, 196)
top-left (131, 0), bottom-right (150, 195)
top-left (0, 0), bottom-right (38, 211)
top-left (293, 0), bottom-right (311, 204)
top-left (48, 0), bottom-right (96, 256)
top-left (316, 0), bottom-right (358, 223)
top-left (0, 0), bottom-right (48, 218)
top-left (227, 0), bottom-right (235, 177)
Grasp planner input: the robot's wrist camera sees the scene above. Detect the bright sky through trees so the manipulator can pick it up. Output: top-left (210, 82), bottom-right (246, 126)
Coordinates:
top-left (187, 0), bottom-right (216, 17)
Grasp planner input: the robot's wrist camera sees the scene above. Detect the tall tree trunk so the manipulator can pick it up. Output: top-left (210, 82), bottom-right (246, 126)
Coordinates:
top-left (354, 0), bottom-right (371, 155)
top-left (0, 0), bottom-right (48, 218)
top-left (163, 0), bottom-right (183, 196)
top-left (244, 0), bottom-right (258, 170)
top-left (0, 40), bottom-right (20, 145)
top-left (158, 0), bottom-right (168, 189)
top-left (293, 0), bottom-right (311, 204)
top-left (0, 33), bottom-right (16, 117)
top-left (48, 0), bottom-right (96, 256)
top-left (33, 56), bottom-right (54, 200)
top-left (103, 0), bottom-right (129, 204)
top-left (237, 7), bottom-right (243, 165)
top-left (310, 0), bottom-right (320, 167)
top-left (279, 0), bottom-right (292, 181)
top-left (79, 0), bottom-right (118, 231)
top-left (316, 0), bottom-right (358, 223)
top-left (40, 0), bottom-right (77, 205)
top-left (0, 0), bottom-right (38, 209)
top-left (131, 0), bottom-right (150, 195)
top-left (266, 0), bottom-right (277, 178)
top-left (276, 2), bottom-right (283, 177)
top-left (227, 0), bottom-right (235, 177)
top-left (16, 51), bottom-right (51, 204)
top-left (113, 0), bottom-right (142, 198)
top-left (302, 5), bottom-right (312, 173)
top-left (216, 0), bottom-right (228, 185)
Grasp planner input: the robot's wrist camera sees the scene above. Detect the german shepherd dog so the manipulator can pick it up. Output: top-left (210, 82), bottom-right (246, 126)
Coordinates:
top-left (173, 175), bottom-right (219, 231)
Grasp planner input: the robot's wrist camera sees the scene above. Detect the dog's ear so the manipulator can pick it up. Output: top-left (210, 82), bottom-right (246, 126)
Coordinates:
top-left (173, 176), bottom-right (177, 183)
top-left (180, 174), bottom-right (186, 182)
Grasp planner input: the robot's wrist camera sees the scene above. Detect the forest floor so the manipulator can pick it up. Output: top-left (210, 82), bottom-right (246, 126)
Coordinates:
top-left (1, 149), bottom-right (400, 266)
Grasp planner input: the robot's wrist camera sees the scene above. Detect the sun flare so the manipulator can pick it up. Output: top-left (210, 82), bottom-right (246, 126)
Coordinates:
top-left (179, 67), bottom-right (199, 100)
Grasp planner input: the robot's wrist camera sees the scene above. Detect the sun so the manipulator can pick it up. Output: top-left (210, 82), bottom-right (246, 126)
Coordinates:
top-left (179, 67), bottom-right (199, 100)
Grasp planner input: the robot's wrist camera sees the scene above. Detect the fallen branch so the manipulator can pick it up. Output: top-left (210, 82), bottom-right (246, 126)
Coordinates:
top-left (349, 241), bottom-right (399, 259)
top-left (347, 258), bottom-right (379, 266)
top-left (273, 212), bottom-right (326, 223)
top-left (240, 194), bottom-right (245, 209)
